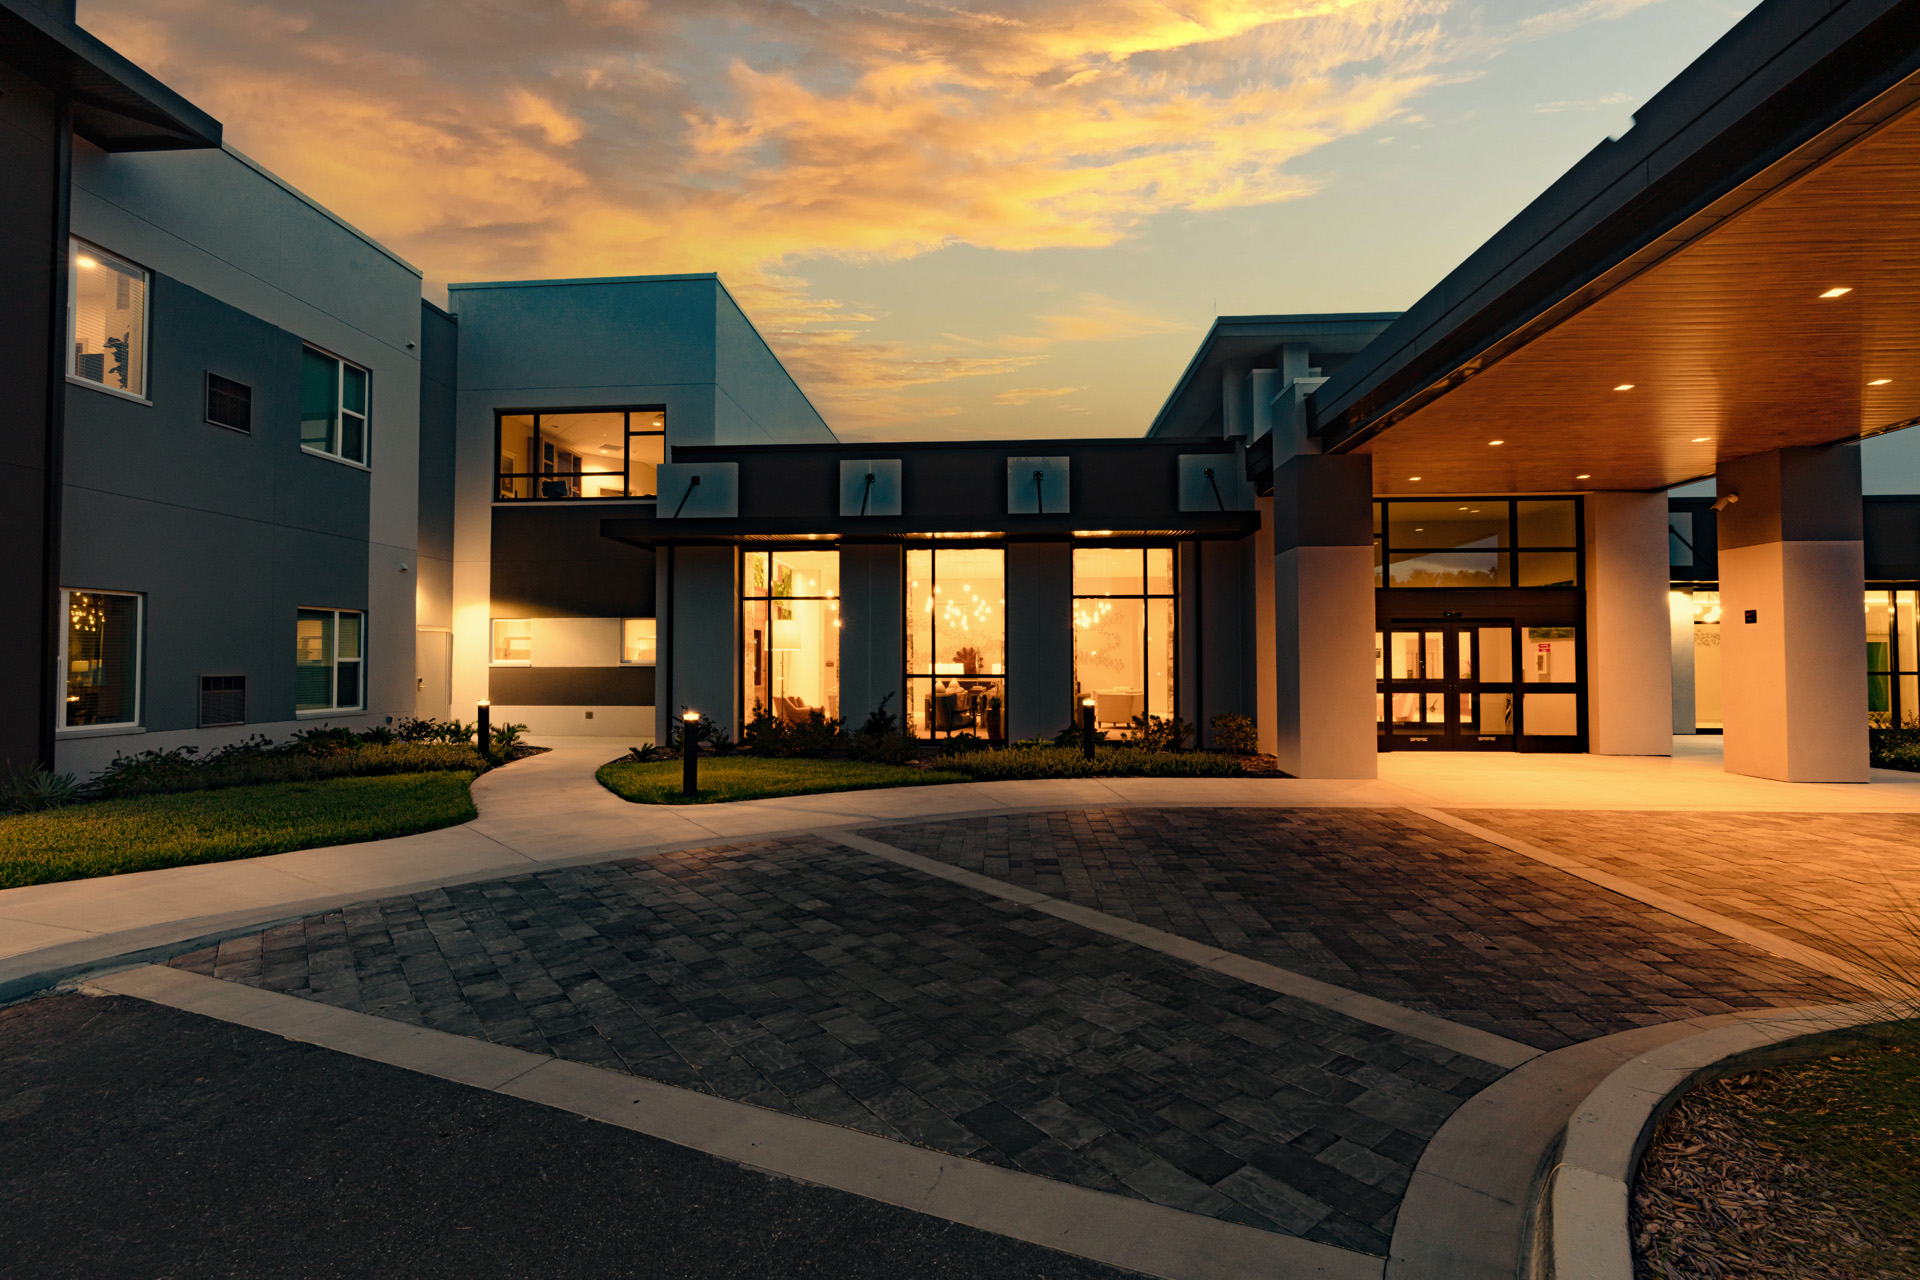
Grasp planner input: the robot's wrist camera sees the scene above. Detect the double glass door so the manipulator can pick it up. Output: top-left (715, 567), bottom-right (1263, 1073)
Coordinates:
top-left (1378, 622), bottom-right (1517, 750)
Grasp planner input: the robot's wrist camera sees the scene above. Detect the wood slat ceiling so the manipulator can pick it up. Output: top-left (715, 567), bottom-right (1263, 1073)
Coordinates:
top-left (1354, 93), bottom-right (1920, 495)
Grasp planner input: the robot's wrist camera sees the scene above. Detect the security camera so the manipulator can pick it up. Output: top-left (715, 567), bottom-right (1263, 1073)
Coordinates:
top-left (1710, 492), bottom-right (1739, 513)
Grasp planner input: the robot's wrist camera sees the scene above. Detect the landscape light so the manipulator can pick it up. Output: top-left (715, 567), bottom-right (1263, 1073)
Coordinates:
top-left (682, 710), bottom-right (701, 797)
top-left (1080, 697), bottom-right (1097, 761)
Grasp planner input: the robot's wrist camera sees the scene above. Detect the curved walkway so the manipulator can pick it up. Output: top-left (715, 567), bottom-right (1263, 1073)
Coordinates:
top-left (4, 740), bottom-right (1917, 1278)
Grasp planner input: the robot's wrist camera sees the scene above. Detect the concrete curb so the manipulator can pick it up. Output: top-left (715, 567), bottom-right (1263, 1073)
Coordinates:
top-left (87, 965), bottom-right (1386, 1280)
top-left (1538, 998), bottom-right (1914, 1280)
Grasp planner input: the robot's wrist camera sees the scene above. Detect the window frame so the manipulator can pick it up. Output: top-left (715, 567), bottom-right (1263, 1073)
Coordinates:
top-left (1867, 583), bottom-right (1920, 729)
top-left (300, 345), bottom-right (372, 468)
top-left (490, 618), bottom-right (534, 667)
top-left (741, 549), bottom-right (841, 726)
top-left (1374, 496), bottom-right (1584, 590)
top-left (903, 543), bottom-right (1008, 740)
top-left (66, 237), bottom-right (152, 404)
top-left (295, 607), bottom-right (366, 716)
top-left (494, 407), bottom-right (667, 502)
top-left (1070, 544), bottom-right (1180, 731)
top-left (621, 618), bottom-right (658, 667)
top-left (56, 587), bottom-right (145, 734)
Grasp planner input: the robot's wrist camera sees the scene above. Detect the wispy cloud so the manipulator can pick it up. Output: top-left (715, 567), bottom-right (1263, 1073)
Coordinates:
top-left (993, 385), bottom-right (1084, 406)
top-left (79, 0), bottom-right (1653, 432)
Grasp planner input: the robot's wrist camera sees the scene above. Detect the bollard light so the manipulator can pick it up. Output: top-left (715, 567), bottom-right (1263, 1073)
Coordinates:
top-left (1080, 697), bottom-right (1097, 761)
top-left (477, 700), bottom-right (491, 752)
top-left (682, 710), bottom-right (701, 797)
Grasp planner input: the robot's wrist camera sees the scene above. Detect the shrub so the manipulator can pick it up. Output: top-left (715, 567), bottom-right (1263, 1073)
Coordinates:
top-left (1052, 723), bottom-right (1108, 749)
top-left (1211, 713), bottom-right (1259, 755)
top-left (940, 733), bottom-right (990, 756)
top-left (397, 716), bottom-right (478, 746)
top-left (88, 742), bottom-right (488, 798)
top-left (937, 745), bottom-right (1242, 782)
top-left (786, 708), bottom-right (843, 757)
top-left (857, 693), bottom-right (901, 739)
top-left (669, 713), bottom-right (736, 755)
top-left (0, 767), bottom-right (83, 814)
top-left (741, 705), bottom-right (789, 755)
top-left (849, 733), bottom-right (918, 765)
top-left (1129, 714), bottom-right (1192, 752)
top-left (1871, 726), bottom-right (1920, 772)
top-left (488, 721), bottom-right (529, 760)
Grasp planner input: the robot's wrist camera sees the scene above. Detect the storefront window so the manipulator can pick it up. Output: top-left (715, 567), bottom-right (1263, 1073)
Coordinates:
top-left (906, 547), bottom-right (1006, 739)
top-left (743, 551), bottom-right (839, 728)
top-left (497, 409), bottom-right (666, 500)
top-left (1072, 548), bottom-right (1176, 735)
top-left (1375, 498), bottom-right (1580, 588)
top-left (1867, 587), bottom-right (1920, 728)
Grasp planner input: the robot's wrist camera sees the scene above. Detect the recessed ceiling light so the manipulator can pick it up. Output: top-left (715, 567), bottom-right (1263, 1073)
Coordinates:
top-left (1613, 383), bottom-right (1634, 391)
top-left (1869, 378), bottom-right (1893, 386)
top-left (1408, 476), bottom-right (1422, 481)
top-left (1820, 287), bottom-right (1852, 298)
top-left (76, 255), bottom-right (98, 269)
top-left (1692, 436), bottom-right (1712, 443)
top-left (1488, 439), bottom-right (1504, 446)
top-left (1458, 506), bottom-right (1470, 511)
top-left (1575, 473), bottom-right (1592, 480)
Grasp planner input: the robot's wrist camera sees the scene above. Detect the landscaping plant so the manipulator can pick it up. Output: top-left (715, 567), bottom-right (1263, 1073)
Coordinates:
top-left (1211, 713), bottom-right (1259, 755)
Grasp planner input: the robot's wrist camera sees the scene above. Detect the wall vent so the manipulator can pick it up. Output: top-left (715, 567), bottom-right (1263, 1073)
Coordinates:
top-left (200, 674), bottom-right (246, 727)
top-left (205, 372), bottom-right (253, 433)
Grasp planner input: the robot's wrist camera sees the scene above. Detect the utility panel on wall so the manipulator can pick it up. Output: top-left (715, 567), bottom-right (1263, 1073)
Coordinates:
top-left (1007, 457), bottom-right (1069, 514)
top-left (839, 459), bottom-right (902, 516)
top-left (656, 463), bottom-right (739, 518)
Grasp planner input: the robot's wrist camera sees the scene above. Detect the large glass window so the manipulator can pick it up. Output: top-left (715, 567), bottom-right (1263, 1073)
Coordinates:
top-left (1072, 547), bottom-right (1176, 734)
top-left (297, 608), bottom-right (364, 712)
top-left (906, 547), bottom-right (1006, 739)
top-left (1691, 589), bottom-right (1723, 730)
top-left (743, 551), bottom-right (839, 727)
top-left (68, 239), bottom-right (148, 398)
top-left (496, 409), bottom-right (665, 500)
top-left (1867, 587), bottom-right (1920, 728)
top-left (301, 346), bottom-right (370, 464)
top-left (1374, 498), bottom-right (1580, 589)
top-left (622, 619), bottom-right (656, 665)
top-left (60, 589), bottom-right (141, 729)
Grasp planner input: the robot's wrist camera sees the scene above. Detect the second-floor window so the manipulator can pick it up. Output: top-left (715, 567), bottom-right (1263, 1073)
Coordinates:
top-left (68, 239), bottom-right (149, 399)
top-left (301, 346), bottom-right (369, 464)
top-left (497, 409), bottom-right (666, 500)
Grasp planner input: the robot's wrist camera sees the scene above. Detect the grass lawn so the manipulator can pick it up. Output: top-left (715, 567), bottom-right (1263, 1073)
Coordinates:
top-left (0, 772), bottom-right (478, 890)
top-left (598, 756), bottom-right (968, 805)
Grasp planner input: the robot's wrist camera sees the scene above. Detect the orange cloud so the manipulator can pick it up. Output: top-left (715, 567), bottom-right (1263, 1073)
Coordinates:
top-left (78, 0), bottom-right (1452, 430)
top-left (993, 385), bottom-right (1084, 406)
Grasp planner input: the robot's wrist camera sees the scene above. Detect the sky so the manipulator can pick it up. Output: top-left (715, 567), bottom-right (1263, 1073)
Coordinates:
top-left (83, 0), bottom-right (1781, 447)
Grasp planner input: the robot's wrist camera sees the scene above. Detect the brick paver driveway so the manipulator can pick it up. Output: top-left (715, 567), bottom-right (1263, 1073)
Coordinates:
top-left (172, 806), bottom-right (1869, 1260)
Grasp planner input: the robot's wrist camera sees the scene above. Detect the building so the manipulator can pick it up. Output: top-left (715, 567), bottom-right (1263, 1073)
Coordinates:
top-left (4, 0), bottom-right (1918, 788)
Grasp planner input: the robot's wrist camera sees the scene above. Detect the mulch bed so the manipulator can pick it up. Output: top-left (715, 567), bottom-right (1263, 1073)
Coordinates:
top-left (1632, 1039), bottom-right (1920, 1279)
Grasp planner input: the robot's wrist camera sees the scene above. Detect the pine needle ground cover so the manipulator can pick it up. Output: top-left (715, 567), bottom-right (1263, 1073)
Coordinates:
top-left (0, 772), bottom-right (478, 890)
top-left (597, 757), bottom-right (967, 805)
top-left (1633, 1028), bottom-right (1920, 1279)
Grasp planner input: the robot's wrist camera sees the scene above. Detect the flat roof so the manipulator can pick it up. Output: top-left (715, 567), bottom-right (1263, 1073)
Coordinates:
top-left (1146, 315), bottom-right (1399, 439)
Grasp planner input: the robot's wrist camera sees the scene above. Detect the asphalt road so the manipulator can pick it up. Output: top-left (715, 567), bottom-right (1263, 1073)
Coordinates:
top-left (0, 992), bottom-right (1135, 1279)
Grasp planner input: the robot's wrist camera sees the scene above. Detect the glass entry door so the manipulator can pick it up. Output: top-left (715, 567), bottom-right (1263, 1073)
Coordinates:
top-left (1377, 623), bottom-right (1516, 750)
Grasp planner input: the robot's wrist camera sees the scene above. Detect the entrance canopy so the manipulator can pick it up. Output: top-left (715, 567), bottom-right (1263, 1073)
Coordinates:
top-left (1309, 0), bottom-right (1920, 495)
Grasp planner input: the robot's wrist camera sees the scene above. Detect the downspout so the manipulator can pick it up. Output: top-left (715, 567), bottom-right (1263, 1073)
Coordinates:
top-left (39, 90), bottom-right (72, 770)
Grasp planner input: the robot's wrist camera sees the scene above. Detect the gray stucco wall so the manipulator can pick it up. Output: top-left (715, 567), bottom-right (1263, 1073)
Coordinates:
top-left (59, 139), bottom-right (421, 774)
top-left (1007, 542), bottom-right (1072, 740)
top-left (713, 285), bottom-right (834, 447)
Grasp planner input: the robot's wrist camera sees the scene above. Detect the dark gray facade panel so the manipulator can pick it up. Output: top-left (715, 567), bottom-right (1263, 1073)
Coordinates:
top-left (1272, 454), bottom-right (1374, 552)
top-left (1864, 497), bottom-right (1920, 579)
top-left (488, 665), bottom-right (654, 706)
top-left (417, 300), bottom-right (457, 564)
top-left (1007, 542), bottom-right (1071, 740)
top-left (0, 59), bottom-right (59, 774)
top-left (492, 505), bottom-right (656, 618)
top-left (1196, 539), bottom-right (1250, 740)
top-left (1716, 444), bottom-right (1864, 549)
top-left (838, 544), bottom-right (903, 732)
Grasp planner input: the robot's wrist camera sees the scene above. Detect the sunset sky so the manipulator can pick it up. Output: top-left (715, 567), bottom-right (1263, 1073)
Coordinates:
top-left (84, 0), bottom-right (1763, 442)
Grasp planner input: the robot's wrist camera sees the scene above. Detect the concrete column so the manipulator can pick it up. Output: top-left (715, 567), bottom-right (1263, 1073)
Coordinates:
top-left (839, 543), bottom-right (903, 733)
top-left (1718, 445), bottom-right (1867, 782)
top-left (660, 545), bottom-right (738, 738)
top-left (1670, 590), bottom-right (1696, 734)
top-left (1006, 542), bottom-right (1072, 741)
top-left (1252, 495), bottom-right (1278, 755)
top-left (1583, 492), bottom-right (1674, 755)
top-left (1271, 454), bottom-right (1376, 778)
